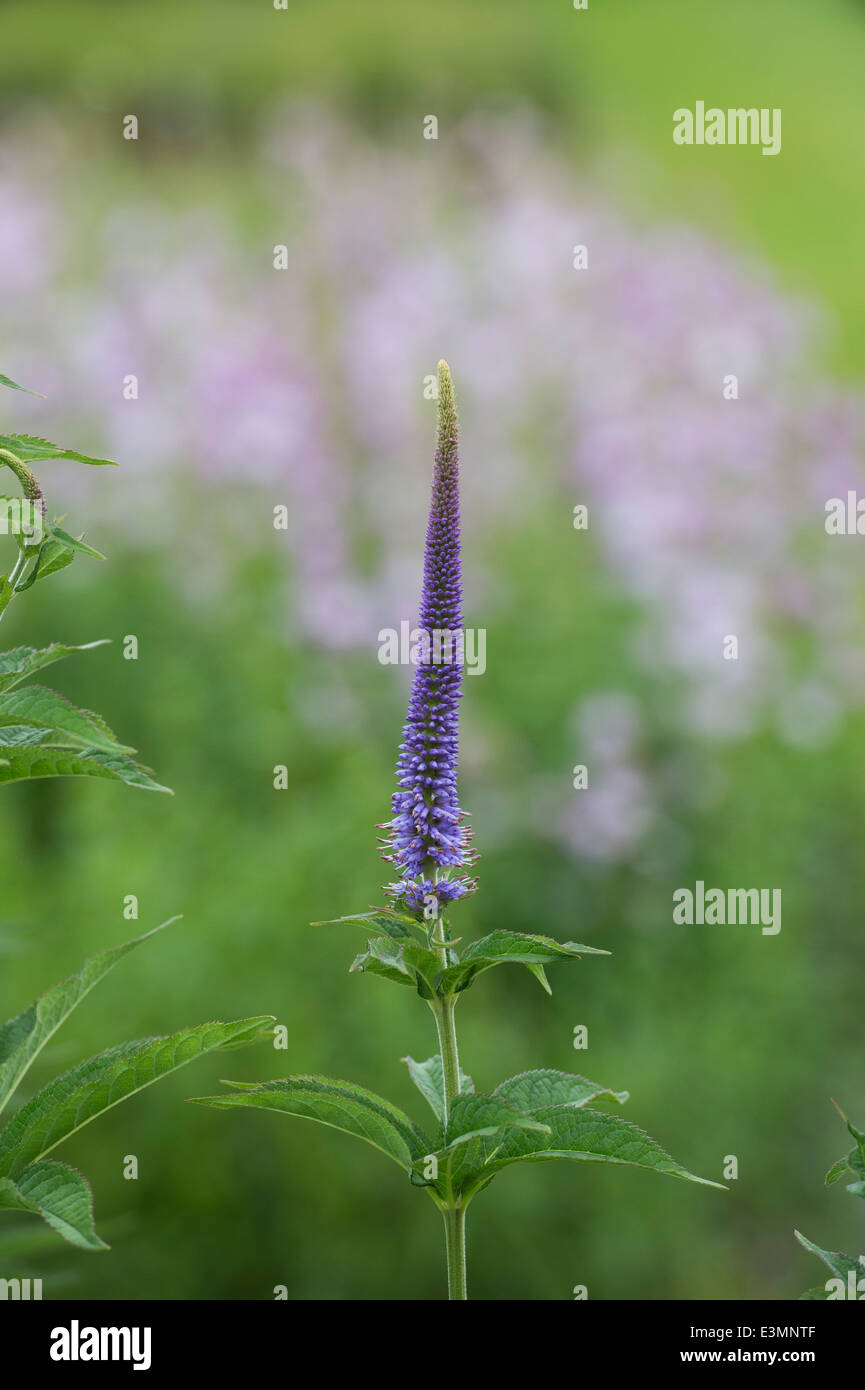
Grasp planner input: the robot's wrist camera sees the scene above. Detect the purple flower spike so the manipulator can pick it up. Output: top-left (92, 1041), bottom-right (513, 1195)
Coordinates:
top-left (379, 360), bottom-right (477, 914)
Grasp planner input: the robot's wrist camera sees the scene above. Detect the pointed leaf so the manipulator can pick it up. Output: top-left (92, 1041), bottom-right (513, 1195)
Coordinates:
top-left (442, 1105), bottom-right (725, 1202)
top-left (313, 908), bottom-right (426, 942)
top-left (795, 1230), bottom-right (863, 1283)
top-left (0, 1016), bottom-right (274, 1176)
top-left (0, 743), bottom-right (171, 793)
top-left (0, 920), bottom-right (177, 1115)
top-left (439, 930), bottom-right (609, 994)
top-left (0, 642), bottom-right (110, 695)
top-left (190, 1075), bottom-right (432, 1172)
top-left (0, 434), bottom-right (116, 467)
top-left (524, 963), bottom-right (552, 994)
top-left (493, 1069), bottom-right (629, 1112)
top-left (0, 373), bottom-right (42, 397)
top-left (0, 686), bottom-right (134, 754)
top-left (0, 1160), bottom-right (105, 1250)
top-left (402, 1054), bottom-right (474, 1122)
top-left (44, 524), bottom-right (105, 561)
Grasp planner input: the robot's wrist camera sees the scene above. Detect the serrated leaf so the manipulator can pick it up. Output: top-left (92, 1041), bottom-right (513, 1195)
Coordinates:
top-left (0, 920), bottom-right (177, 1115)
top-left (349, 943), bottom-right (414, 987)
top-left (402, 1054), bottom-right (474, 1122)
top-left (493, 1069), bottom-right (629, 1112)
top-left (313, 908), bottom-right (426, 942)
top-left (0, 373), bottom-right (43, 397)
top-left (441, 1105), bottom-right (724, 1202)
top-left (0, 685), bottom-right (134, 754)
top-left (794, 1230), bottom-right (862, 1283)
top-left (463, 931), bottom-right (609, 963)
top-left (0, 642), bottom-right (109, 694)
top-left (350, 936), bottom-right (443, 998)
top-left (439, 930), bottom-right (609, 994)
top-left (0, 743), bottom-right (171, 793)
top-left (0, 1016), bottom-right (274, 1177)
top-left (799, 1285), bottom-right (832, 1301)
top-left (444, 1093), bottom-right (551, 1148)
top-left (0, 1161), bottom-right (105, 1250)
top-left (189, 1075), bottom-right (432, 1172)
top-left (0, 434), bottom-right (116, 467)
top-left (411, 1093), bottom-right (551, 1200)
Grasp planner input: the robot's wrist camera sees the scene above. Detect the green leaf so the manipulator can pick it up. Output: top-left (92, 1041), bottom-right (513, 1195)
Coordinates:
top-left (799, 1285), bottom-right (832, 1301)
top-left (444, 1093), bottom-right (551, 1148)
top-left (411, 1093), bottom-right (551, 1199)
top-left (0, 373), bottom-right (43, 397)
top-left (0, 434), bottom-right (116, 467)
top-left (0, 1161), bottom-right (105, 1250)
top-left (0, 920), bottom-right (177, 1115)
top-left (524, 963), bottom-right (552, 994)
top-left (440, 1105), bottom-right (725, 1202)
top-left (190, 1075), bottom-right (432, 1172)
top-left (44, 523), bottom-right (105, 561)
top-left (402, 1054), bottom-right (474, 1122)
top-left (312, 907), bottom-right (426, 942)
top-left (825, 1156), bottom-right (851, 1186)
top-left (0, 1016), bottom-right (274, 1177)
top-left (350, 936), bottom-right (443, 998)
top-left (838, 1107), bottom-right (865, 1171)
top-left (0, 743), bottom-right (172, 793)
top-left (0, 686), bottom-right (135, 754)
top-left (493, 1069), bottom-right (629, 1111)
top-left (795, 1230), bottom-right (863, 1283)
top-left (0, 642), bottom-right (110, 694)
top-left (26, 540), bottom-right (75, 586)
top-left (439, 929), bottom-right (609, 994)
top-left (349, 939), bottom-right (415, 988)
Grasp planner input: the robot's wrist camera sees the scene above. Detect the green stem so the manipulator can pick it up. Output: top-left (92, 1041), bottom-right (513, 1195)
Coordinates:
top-left (433, 994), bottom-right (461, 1127)
top-left (0, 547), bottom-right (30, 628)
top-left (430, 912), bottom-right (461, 1124)
top-left (442, 1203), bottom-right (467, 1301)
top-left (430, 910), bottom-right (468, 1298)
top-left (0, 447), bottom-right (43, 627)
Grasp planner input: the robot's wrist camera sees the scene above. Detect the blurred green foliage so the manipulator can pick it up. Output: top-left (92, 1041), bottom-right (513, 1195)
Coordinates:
top-left (1, 0), bottom-right (865, 1300)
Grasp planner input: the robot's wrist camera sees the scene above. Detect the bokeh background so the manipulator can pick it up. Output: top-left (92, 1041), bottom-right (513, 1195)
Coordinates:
top-left (1, 0), bottom-right (864, 1300)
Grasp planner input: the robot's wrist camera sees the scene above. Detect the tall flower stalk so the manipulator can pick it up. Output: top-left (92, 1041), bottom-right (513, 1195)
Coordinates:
top-left (194, 361), bottom-right (724, 1301)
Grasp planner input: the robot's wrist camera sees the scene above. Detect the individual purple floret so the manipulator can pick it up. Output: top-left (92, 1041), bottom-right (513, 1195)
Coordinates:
top-left (379, 360), bottom-right (477, 914)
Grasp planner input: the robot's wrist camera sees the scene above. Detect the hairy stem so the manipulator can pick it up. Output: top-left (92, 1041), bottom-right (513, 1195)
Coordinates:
top-left (431, 914), bottom-right (461, 1125)
top-left (431, 910), bottom-right (468, 1298)
top-left (441, 1203), bottom-right (467, 1301)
